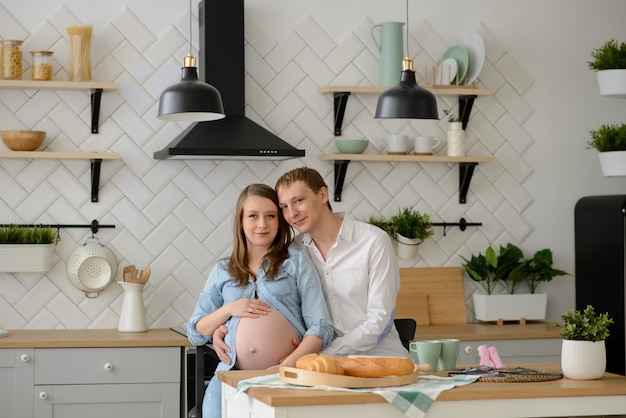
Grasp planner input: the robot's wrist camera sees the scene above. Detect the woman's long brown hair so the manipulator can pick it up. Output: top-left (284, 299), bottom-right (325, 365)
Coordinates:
top-left (228, 184), bottom-right (293, 287)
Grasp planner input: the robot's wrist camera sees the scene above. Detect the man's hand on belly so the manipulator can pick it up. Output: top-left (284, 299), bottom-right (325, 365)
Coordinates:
top-left (212, 325), bottom-right (232, 364)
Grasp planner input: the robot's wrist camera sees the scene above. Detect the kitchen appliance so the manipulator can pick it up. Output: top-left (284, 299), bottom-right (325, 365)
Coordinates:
top-left (574, 195), bottom-right (626, 375)
top-left (153, 0), bottom-right (304, 160)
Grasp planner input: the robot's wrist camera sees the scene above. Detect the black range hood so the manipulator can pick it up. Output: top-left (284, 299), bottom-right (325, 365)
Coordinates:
top-left (154, 0), bottom-right (305, 160)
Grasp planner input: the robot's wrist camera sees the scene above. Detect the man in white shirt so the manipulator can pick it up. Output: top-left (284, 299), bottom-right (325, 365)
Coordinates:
top-left (212, 167), bottom-right (407, 360)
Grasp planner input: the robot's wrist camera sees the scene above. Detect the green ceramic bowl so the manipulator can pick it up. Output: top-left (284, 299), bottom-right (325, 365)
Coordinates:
top-left (335, 139), bottom-right (369, 154)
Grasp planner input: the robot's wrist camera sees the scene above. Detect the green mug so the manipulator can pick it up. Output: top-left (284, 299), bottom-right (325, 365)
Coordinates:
top-left (435, 338), bottom-right (460, 371)
top-left (409, 340), bottom-right (441, 372)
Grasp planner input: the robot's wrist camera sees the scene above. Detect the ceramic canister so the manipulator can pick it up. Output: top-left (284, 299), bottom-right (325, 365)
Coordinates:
top-left (371, 21), bottom-right (404, 86)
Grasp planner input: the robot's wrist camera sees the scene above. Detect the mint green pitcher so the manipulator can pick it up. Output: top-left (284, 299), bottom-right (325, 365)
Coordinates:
top-left (371, 21), bottom-right (404, 86)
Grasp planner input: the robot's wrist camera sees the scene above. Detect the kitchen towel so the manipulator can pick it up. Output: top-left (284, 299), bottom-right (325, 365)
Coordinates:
top-left (235, 373), bottom-right (479, 418)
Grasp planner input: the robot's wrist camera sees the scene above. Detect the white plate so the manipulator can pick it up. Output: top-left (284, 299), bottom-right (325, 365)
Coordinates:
top-left (456, 31), bottom-right (485, 85)
top-left (436, 58), bottom-right (458, 85)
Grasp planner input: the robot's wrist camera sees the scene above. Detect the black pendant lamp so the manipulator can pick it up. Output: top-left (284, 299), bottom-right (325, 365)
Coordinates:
top-left (157, 0), bottom-right (225, 122)
top-left (374, 0), bottom-right (438, 120)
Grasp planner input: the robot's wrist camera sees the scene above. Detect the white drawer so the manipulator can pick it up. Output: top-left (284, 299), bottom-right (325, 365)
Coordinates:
top-left (34, 347), bottom-right (180, 385)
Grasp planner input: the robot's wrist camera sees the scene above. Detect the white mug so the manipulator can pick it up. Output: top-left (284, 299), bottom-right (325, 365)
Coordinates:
top-left (383, 134), bottom-right (409, 155)
top-left (414, 136), bottom-right (441, 155)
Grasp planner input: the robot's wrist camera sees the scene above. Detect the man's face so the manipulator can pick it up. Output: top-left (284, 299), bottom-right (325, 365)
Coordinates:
top-left (277, 180), bottom-right (327, 234)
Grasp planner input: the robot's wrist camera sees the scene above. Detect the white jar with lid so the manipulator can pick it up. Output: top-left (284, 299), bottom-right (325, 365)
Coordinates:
top-left (30, 50), bottom-right (53, 81)
top-left (1, 39), bottom-right (23, 80)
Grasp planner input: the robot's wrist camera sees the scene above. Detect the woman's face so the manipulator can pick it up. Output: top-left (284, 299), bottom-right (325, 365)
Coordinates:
top-left (241, 194), bottom-right (279, 250)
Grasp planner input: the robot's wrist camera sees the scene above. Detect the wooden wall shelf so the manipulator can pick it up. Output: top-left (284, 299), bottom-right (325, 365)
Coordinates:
top-left (319, 154), bottom-right (495, 203)
top-left (0, 80), bottom-right (120, 134)
top-left (0, 151), bottom-right (121, 202)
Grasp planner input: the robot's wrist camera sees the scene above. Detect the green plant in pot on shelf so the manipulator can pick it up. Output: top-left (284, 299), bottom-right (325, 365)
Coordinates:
top-left (587, 123), bottom-right (626, 177)
top-left (0, 225), bottom-right (58, 273)
top-left (366, 214), bottom-right (394, 236)
top-left (389, 208), bottom-right (433, 259)
top-left (506, 248), bottom-right (569, 294)
top-left (588, 39), bottom-right (626, 97)
top-left (461, 243), bottom-right (523, 295)
top-left (556, 305), bottom-right (614, 380)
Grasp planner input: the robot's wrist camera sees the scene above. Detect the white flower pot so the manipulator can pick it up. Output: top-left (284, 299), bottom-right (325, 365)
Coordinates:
top-left (472, 293), bottom-right (547, 322)
top-left (395, 234), bottom-right (421, 259)
top-left (598, 151), bottom-right (626, 177)
top-left (596, 69), bottom-right (626, 98)
top-left (561, 339), bottom-right (606, 380)
top-left (0, 244), bottom-right (55, 272)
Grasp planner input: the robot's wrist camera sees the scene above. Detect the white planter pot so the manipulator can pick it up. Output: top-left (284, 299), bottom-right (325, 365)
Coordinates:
top-left (561, 339), bottom-right (606, 380)
top-left (395, 234), bottom-right (421, 259)
top-left (473, 293), bottom-right (547, 322)
top-left (598, 151), bottom-right (626, 177)
top-left (0, 244), bottom-right (55, 272)
top-left (596, 69), bottom-right (626, 98)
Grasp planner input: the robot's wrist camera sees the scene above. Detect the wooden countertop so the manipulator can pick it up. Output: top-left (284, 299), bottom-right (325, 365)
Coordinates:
top-left (0, 328), bottom-right (190, 348)
top-left (219, 364), bottom-right (626, 407)
top-left (413, 322), bottom-right (560, 341)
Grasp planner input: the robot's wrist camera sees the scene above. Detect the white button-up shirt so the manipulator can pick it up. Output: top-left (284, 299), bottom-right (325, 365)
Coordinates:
top-left (296, 214), bottom-right (408, 358)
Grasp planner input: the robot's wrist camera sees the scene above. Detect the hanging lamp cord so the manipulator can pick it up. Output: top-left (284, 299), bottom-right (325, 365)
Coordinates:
top-left (405, 0), bottom-right (409, 58)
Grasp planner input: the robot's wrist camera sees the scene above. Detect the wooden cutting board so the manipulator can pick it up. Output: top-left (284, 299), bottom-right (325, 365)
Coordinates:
top-left (279, 366), bottom-right (418, 388)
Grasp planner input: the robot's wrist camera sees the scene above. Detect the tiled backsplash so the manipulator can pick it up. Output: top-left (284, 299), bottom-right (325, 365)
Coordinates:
top-left (0, 4), bottom-right (534, 329)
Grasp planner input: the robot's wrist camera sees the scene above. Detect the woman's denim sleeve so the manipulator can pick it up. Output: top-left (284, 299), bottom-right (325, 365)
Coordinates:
top-left (187, 265), bottom-right (227, 346)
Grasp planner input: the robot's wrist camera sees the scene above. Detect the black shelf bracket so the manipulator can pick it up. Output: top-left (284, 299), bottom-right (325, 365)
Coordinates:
top-left (433, 217), bottom-right (482, 236)
top-left (90, 88), bottom-right (103, 134)
top-left (332, 92), bottom-right (351, 136)
top-left (458, 95), bottom-right (477, 130)
top-left (91, 159), bottom-right (103, 202)
top-left (459, 162), bottom-right (478, 204)
top-left (332, 160), bottom-right (351, 201)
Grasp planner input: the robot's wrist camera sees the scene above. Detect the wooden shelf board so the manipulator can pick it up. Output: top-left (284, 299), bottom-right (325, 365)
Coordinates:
top-left (319, 85), bottom-right (493, 96)
top-left (0, 80), bottom-right (119, 90)
top-left (0, 151), bottom-right (120, 160)
top-left (320, 154), bottom-right (495, 163)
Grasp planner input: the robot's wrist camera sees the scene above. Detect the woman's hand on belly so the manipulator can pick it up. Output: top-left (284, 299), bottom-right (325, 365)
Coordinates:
top-left (228, 297), bottom-right (271, 318)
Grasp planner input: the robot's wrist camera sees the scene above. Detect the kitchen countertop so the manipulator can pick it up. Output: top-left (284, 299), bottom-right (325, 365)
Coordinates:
top-left (412, 322), bottom-right (560, 341)
top-left (0, 328), bottom-right (191, 348)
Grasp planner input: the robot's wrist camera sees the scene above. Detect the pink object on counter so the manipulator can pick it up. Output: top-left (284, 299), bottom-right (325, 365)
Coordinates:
top-left (478, 344), bottom-right (495, 368)
top-left (488, 346), bottom-right (505, 368)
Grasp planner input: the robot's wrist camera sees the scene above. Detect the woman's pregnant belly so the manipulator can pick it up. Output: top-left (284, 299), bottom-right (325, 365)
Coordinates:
top-left (235, 309), bottom-right (301, 370)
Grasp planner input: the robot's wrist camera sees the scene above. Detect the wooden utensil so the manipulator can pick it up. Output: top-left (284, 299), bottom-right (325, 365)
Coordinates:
top-left (138, 266), bottom-right (151, 284)
top-left (122, 265), bottom-right (136, 282)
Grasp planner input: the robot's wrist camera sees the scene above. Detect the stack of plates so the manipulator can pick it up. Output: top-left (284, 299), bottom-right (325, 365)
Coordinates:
top-left (437, 31), bottom-right (485, 85)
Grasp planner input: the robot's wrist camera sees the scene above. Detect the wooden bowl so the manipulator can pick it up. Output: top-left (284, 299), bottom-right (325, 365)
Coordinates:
top-left (0, 130), bottom-right (46, 151)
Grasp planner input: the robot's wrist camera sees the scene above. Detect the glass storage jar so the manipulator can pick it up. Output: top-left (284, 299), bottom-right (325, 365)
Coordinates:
top-left (1, 40), bottom-right (23, 80)
top-left (30, 50), bottom-right (53, 81)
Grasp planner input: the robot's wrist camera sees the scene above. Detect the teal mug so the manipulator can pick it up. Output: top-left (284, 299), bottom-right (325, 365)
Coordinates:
top-left (409, 340), bottom-right (441, 372)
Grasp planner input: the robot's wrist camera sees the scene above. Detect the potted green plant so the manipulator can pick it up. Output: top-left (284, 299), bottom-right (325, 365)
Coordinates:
top-left (366, 214), bottom-right (394, 236)
top-left (0, 225), bottom-right (58, 272)
top-left (442, 109), bottom-right (465, 156)
top-left (461, 243), bottom-right (523, 295)
top-left (586, 123), bottom-right (626, 176)
top-left (507, 248), bottom-right (569, 294)
top-left (557, 305), bottom-right (614, 379)
top-left (390, 207), bottom-right (433, 259)
top-left (588, 39), bottom-right (626, 97)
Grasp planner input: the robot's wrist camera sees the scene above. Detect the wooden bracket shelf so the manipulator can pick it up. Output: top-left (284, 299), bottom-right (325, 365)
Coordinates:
top-left (319, 85), bottom-right (493, 135)
top-left (0, 80), bottom-right (120, 134)
top-left (0, 151), bottom-right (121, 202)
top-left (319, 154), bottom-right (495, 203)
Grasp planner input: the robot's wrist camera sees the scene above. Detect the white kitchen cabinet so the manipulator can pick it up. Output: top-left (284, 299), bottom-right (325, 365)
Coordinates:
top-left (0, 346), bottom-right (181, 418)
top-left (457, 338), bottom-right (562, 365)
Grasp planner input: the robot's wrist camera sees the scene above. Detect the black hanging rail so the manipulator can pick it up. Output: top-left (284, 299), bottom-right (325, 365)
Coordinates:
top-left (432, 218), bottom-right (482, 236)
top-left (0, 220), bottom-right (115, 235)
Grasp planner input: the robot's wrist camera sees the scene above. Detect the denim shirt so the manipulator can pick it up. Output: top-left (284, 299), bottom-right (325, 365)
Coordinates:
top-left (187, 245), bottom-right (333, 373)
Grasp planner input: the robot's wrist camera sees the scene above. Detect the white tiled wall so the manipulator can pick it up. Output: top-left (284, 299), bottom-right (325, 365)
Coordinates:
top-left (0, 3), bottom-right (536, 329)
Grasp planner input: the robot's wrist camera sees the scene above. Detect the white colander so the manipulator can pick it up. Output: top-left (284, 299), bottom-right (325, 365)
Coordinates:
top-left (67, 238), bottom-right (117, 297)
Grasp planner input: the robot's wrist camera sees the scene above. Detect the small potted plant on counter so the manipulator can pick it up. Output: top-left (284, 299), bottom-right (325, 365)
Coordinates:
top-left (588, 39), bottom-right (626, 97)
top-left (390, 207), bottom-right (433, 259)
top-left (0, 224), bottom-right (58, 272)
top-left (557, 305), bottom-right (613, 380)
top-left (586, 123), bottom-right (626, 177)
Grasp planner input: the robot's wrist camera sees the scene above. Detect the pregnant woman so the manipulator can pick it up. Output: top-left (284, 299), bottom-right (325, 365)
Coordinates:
top-left (187, 183), bottom-right (334, 418)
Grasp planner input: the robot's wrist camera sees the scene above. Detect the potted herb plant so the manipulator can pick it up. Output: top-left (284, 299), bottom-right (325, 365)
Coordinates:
top-left (588, 39), bottom-right (626, 97)
top-left (586, 123), bottom-right (626, 176)
top-left (557, 305), bottom-right (614, 379)
top-left (0, 225), bottom-right (58, 272)
top-left (390, 207), bottom-right (433, 259)
top-left (366, 214), bottom-right (394, 236)
top-left (443, 109), bottom-right (465, 156)
top-left (507, 248), bottom-right (569, 294)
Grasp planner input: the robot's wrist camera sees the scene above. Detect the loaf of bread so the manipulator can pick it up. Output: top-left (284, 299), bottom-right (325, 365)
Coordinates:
top-left (296, 353), bottom-right (415, 377)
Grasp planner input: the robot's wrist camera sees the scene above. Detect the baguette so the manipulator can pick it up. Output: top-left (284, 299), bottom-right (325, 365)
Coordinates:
top-left (296, 353), bottom-right (415, 377)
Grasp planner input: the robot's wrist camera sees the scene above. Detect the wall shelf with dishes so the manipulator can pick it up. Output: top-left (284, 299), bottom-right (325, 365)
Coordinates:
top-left (0, 80), bottom-right (119, 134)
top-left (0, 151), bottom-right (121, 202)
top-left (319, 154), bottom-right (495, 203)
top-left (319, 85), bottom-right (493, 135)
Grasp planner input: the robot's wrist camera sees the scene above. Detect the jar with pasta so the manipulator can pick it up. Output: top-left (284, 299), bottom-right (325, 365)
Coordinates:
top-left (30, 51), bottom-right (53, 81)
top-left (1, 40), bottom-right (23, 80)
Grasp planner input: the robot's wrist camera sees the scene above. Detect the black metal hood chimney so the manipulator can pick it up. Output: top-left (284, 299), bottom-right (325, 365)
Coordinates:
top-left (154, 0), bottom-right (305, 160)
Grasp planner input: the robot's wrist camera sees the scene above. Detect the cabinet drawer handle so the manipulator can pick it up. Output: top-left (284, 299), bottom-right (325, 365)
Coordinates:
top-left (464, 345), bottom-right (473, 354)
top-left (104, 363), bottom-right (113, 371)
top-left (20, 353), bottom-right (30, 362)
top-left (39, 392), bottom-right (48, 400)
